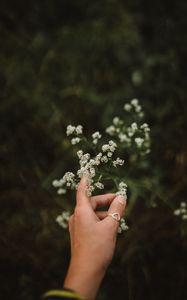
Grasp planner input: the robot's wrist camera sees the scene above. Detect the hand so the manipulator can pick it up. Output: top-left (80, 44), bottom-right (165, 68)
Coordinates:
top-left (64, 176), bottom-right (127, 300)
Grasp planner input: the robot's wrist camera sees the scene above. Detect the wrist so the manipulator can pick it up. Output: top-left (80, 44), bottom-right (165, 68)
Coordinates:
top-left (64, 258), bottom-right (106, 300)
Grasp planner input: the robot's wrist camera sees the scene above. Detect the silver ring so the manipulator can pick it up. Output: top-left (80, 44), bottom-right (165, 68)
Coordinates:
top-left (108, 212), bottom-right (121, 222)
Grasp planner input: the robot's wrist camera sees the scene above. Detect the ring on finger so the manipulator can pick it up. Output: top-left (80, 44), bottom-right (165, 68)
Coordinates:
top-left (107, 212), bottom-right (121, 222)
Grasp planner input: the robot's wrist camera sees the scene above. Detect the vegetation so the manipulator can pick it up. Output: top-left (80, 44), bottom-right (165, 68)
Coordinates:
top-left (0, 1), bottom-right (187, 299)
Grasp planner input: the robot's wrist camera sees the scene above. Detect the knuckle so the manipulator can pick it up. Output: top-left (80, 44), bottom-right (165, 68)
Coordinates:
top-left (74, 206), bottom-right (84, 218)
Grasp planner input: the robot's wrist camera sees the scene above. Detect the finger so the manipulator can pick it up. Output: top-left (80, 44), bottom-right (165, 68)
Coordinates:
top-left (68, 214), bottom-right (74, 233)
top-left (76, 175), bottom-right (90, 207)
top-left (68, 214), bottom-right (74, 255)
top-left (91, 193), bottom-right (116, 210)
top-left (95, 211), bottom-right (108, 220)
top-left (108, 195), bottom-right (127, 219)
top-left (102, 195), bottom-right (127, 230)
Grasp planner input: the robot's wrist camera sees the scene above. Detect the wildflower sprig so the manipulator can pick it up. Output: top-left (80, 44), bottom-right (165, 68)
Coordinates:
top-left (174, 202), bottom-right (187, 220)
top-left (53, 99), bottom-right (151, 233)
top-left (106, 99), bottom-right (150, 155)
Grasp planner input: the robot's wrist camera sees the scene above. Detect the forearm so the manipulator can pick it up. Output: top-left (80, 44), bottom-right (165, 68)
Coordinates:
top-left (64, 258), bottom-right (106, 300)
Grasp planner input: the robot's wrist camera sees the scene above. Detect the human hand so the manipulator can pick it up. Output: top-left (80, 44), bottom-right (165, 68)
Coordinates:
top-left (64, 176), bottom-right (127, 300)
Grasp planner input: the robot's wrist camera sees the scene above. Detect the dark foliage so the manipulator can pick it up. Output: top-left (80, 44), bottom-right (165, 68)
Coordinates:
top-left (0, 1), bottom-right (187, 299)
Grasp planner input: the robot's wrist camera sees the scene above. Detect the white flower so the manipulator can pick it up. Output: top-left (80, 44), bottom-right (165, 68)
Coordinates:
top-left (102, 144), bottom-right (110, 152)
top-left (135, 137), bottom-right (144, 148)
top-left (77, 167), bottom-right (89, 178)
top-left (113, 117), bottom-right (119, 125)
top-left (113, 117), bottom-right (123, 126)
top-left (118, 227), bottom-right (122, 233)
top-left (56, 211), bottom-right (71, 229)
top-left (141, 123), bottom-right (150, 136)
top-left (82, 153), bottom-right (91, 161)
top-left (119, 182), bottom-right (127, 189)
top-left (107, 152), bottom-right (113, 158)
top-left (118, 218), bottom-right (129, 233)
top-left (109, 140), bottom-right (116, 147)
top-left (106, 125), bottom-right (116, 135)
top-left (92, 131), bottom-right (101, 145)
top-left (101, 155), bottom-right (108, 163)
top-left (118, 133), bottom-right (131, 144)
top-left (71, 137), bottom-right (81, 145)
top-left (90, 168), bottom-right (96, 178)
top-left (95, 182), bottom-right (104, 189)
top-left (116, 190), bottom-right (127, 197)
top-left (66, 125), bottom-right (75, 136)
top-left (101, 141), bottom-right (117, 153)
top-left (63, 172), bottom-right (76, 187)
top-left (113, 158), bottom-right (124, 167)
top-left (89, 159), bottom-right (96, 166)
top-left (135, 105), bottom-right (142, 112)
top-left (141, 123), bottom-right (147, 128)
top-left (76, 125), bottom-right (83, 135)
top-left (57, 188), bottom-right (66, 195)
top-left (145, 132), bottom-right (150, 140)
top-left (116, 181), bottom-right (127, 198)
top-left (93, 155), bottom-right (102, 166)
top-left (181, 202), bottom-right (186, 208)
top-left (145, 149), bottom-right (151, 154)
top-left (86, 183), bottom-right (95, 197)
top-left (66, 125), bottom-right (83, 136)
top-left (108, 140), bottom-right (117, 152)
top-left (96, 152), bottom-right (102, 159)
top-left (131, 98), bottom-right (139, 106)
top-left (131, 122), bottom-right (138, 131)
top-left (77, 150), bottom-right (83, 159)
top-left (52, 179), bottom-right (63, 188)
top-left (120, 218), bottom-right (129, 230)
top-left (56, 215), bottom-right (63, 222)
top-left (124, 103), bottom-right (132, 112)
top-left (126, 122), bottom-right (138, 138)
top-left (127, 130), bottom-right (134, 137)
top-left (92, 131), bottom-right (101, 139)
top-left (174, 209), bottom-right (180, 216)
top-left (174, 202), bottom-right (187, 221)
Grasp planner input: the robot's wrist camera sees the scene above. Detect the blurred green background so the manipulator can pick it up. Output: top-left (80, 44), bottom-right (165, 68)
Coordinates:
top-left (0, 1), bottom-right (187, 299)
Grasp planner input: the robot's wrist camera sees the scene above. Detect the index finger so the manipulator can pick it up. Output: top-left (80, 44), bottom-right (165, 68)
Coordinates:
top-left (76, 175), bottom-right (91, 207)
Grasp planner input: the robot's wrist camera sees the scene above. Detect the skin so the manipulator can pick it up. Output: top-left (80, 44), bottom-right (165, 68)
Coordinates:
top-left (64, 176), bottom-right (127, 300)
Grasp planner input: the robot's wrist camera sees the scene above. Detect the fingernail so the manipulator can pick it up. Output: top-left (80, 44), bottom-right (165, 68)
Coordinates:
top-left (116, 195), bottom-right (127, 205)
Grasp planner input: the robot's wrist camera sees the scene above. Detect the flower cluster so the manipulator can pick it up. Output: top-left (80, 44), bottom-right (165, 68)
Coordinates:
top-left (113, 158), bottom-right (124, 168)
top-left (118, 218), bottom-right (129, 233)
top-left (92, 131), bottom-right (102, 144)
top-left (106, 99), bottom-right (150, 155)
top-left (124, 98), bottom-right (144, 118)
top-left (116, 182), bottom-right (128, 197)
top-left (53, 99), bottom-right (151, 233)
top-left (174, 202), bottom-right (187, 220)
top-left (66, 125), bottom-right (83, 145)
top-left (53, 138), bottom-right (124, 198)
top-left (56, 211), bottom-right (71, 228)
top-left (66, 125), bottom-right (83, 136)
top-left (52, 172), bottom-right (77, 195)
